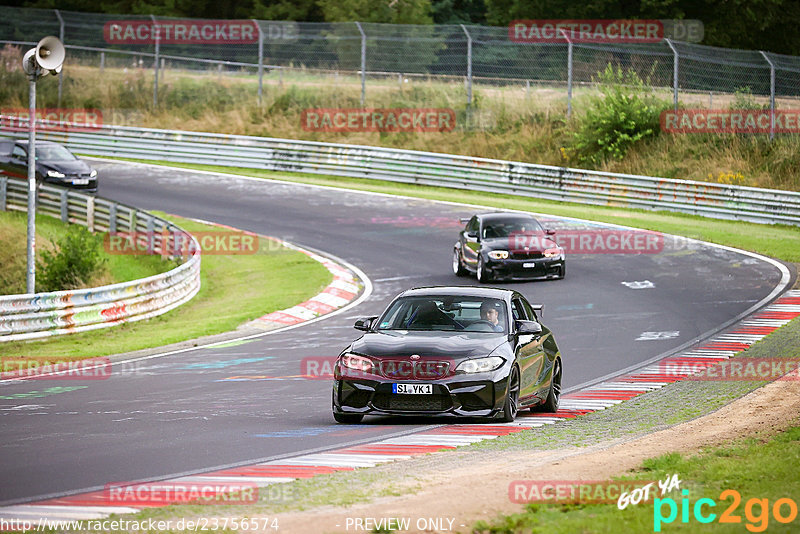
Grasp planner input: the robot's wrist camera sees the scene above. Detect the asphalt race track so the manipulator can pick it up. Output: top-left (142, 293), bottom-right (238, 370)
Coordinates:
top-left (0, 160), bottom-right (789, 504)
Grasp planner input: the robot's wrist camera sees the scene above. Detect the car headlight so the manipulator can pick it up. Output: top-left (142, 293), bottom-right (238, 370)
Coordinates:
top-left (90, 169), bottom-right (97, 178)
top-left (543, 247), bottom-right (562, 258)
top-left (456, 356), bottom-right (505, 374)
top-left (340, 352), bottom-right (374, 373)
top-left (487, 250), bottom-right (509, 260)
top-left (46, 170), bottom-right (66, 178)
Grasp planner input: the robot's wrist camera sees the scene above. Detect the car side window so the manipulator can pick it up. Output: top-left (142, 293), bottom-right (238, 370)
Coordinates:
top-left (467, 217), bottom-right (479, 235)
top-left (511, 299), bottom-right (527, 321)
top-left (521, 299), bottom-right (538, 322)
top-left (12, 145), bottom-right (26, 160)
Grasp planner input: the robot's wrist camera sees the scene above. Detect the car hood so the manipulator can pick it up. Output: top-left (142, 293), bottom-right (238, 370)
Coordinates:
top-left (481, 236), bottom-right (558, 253)
top-left (39, 160), bottom-right (92, 175)
top-left (351, 331), bottom-right (506, 361)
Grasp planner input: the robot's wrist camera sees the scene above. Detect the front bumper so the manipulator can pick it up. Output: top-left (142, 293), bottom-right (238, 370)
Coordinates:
top-left (333, 371), bottom-right (510, 418)
top-left (43, 176), bottom-right (98, 193)
top-left (485, 256), bottom-right (564, 280)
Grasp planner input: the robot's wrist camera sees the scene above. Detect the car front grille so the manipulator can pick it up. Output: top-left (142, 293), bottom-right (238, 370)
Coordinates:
top-left (377, 359), bottom-right (451, 380)
top-left (510, 251), bottom-right (544, 259)
top-left (372, 393), bottom-right (452, 412)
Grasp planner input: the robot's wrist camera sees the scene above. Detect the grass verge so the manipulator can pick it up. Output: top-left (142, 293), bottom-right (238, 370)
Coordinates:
top-left (0, 211), bottom-right (332, 360)
top-left (101, 158), bottom-right (800, 263)
top-left (0, 210), bottom-right (170, 295)
top-left (474, 428), bottom-right (800, 534)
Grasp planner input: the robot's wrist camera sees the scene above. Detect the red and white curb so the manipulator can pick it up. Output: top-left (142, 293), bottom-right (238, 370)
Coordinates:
top-left (2, 291), bottom-right (798, 524)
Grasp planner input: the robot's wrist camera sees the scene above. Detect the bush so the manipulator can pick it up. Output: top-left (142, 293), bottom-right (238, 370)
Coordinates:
top-left (570, 64), bottom-right (668, 165)
top-left (36, 225), bottom-right (106, 292)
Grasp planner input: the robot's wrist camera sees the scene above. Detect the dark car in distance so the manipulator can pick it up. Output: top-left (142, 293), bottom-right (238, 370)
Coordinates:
top-left (453, 212), bottom-right (565, 282)
top-left (332, 286), bottom-right (563, 423)
top-left (0, 139), bottom-right (98, 193)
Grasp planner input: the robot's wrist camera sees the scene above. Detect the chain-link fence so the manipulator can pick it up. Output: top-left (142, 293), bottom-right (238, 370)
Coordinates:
top-left (1, 6), bottom-right (799, 124)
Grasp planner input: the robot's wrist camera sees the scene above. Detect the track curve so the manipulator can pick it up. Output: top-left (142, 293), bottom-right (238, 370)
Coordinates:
top-left (0, 160), bottom-right (789, 504)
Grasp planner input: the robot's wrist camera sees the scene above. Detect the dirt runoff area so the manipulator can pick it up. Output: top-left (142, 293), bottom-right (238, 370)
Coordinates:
top-left (272, 372), bottom-right (800, 533)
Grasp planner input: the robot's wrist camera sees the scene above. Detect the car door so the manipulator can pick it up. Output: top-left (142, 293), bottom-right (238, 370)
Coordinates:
top-left (512, 296), bottom-right (547, 404)
top-left (4, 144), bottom-right (28, 178)
top-left (461, 216), bottom-right (480, 269)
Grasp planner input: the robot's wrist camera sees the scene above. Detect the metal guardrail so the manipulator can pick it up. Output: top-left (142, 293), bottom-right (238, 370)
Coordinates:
top-left (3, 117), bottom-right (799, 226)
top-left (0, 176), bottom-right (201, 342)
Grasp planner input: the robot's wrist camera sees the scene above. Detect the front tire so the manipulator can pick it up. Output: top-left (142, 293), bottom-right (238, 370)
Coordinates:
top-left (499, 366), bottom-right (520, 422)
top-left (556, 263), bottom-right (566, 280)
top-left (477, 256), bottom-right (492, 283)
top-left (533, 358), bottom-right (561, 413)
top-left (453, 248), bottom-right (468, 276)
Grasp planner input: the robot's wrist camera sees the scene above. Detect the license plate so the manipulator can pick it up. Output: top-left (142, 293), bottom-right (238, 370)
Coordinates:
top-left (393, 383), bottom-right (432, 394)
top-left (523, 262), bottom-right (537, 268)
top-left (72, 178), bottom-right (89, 185)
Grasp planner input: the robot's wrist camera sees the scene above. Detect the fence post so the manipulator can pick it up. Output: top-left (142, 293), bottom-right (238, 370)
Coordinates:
top-left (54, 9), bottom-right (64, 108)
top-left (150, 15), bottom-right (159, 109)
top-left (665, 38), bottom-right (679, 111)
top-left (109, 203), bottom-right (117, 233)
top-left (60, 190), bottom-right (68, 222)
top-left (254, 19), bottom-right (263, 106)
top-left (100, 51), bottom-right (105, 73)
top-left (559, 30), bottom-right (573, 118)
top-left (0, 176), bottom-right (6, 211)
top-left (759, 51), bottom-right (776, 141)
top-left (460, 24), bottom-right (473, 107)
top-left (355, 21), bottom-right (366, 107)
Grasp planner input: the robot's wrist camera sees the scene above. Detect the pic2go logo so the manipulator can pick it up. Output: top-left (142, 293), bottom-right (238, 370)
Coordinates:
top-left (654, 489), bottom-right (798, 532)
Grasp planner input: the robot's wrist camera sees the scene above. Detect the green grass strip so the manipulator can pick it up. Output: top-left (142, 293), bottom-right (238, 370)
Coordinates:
top-left (0, 212), bottom-right (332, 360)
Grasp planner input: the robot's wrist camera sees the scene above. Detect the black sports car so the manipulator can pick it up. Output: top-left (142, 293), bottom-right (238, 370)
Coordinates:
top-left (453, 212), bottom-right (565, 282)
top-left (0, 139), bottom-right (98, 193)
top-left (332, 287), bottom-right (562, 423)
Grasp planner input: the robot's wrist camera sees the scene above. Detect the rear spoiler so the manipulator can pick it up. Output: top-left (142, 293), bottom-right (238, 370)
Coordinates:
top-left (459, 217), bottom-right (470, 224)
top-left (532, 304), bottom-right (544, 318)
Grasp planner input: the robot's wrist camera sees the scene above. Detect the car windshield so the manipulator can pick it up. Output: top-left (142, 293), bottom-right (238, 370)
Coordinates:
top-left (482, 218), bottom-right (543, 239)
top-left (35, 145), bottom-right (77, 161)
top-left (376, 296), bottom-right (508, 333)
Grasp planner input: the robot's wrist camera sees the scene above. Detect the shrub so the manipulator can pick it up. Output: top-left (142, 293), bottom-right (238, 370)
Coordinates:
top-left (36, 225), bottom-right (106, 292)
top-left (570, 64), bottom-right (668, 165)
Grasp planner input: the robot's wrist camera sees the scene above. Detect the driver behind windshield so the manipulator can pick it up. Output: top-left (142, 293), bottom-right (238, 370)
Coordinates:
top-left (480, 301), bottom-right (505, 332)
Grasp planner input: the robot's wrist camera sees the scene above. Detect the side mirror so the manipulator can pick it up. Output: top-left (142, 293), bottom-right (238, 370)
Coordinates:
top-left (545, 229), bottom-right (556, 236)
top-left (466, 231), bottom-right (478, 239)
top-left (515, 320), bottom-right (543, 336)
top-left (354, 316), bottom-right (377, 331)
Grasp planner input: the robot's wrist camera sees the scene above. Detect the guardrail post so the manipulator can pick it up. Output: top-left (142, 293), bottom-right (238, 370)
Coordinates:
top-left (109, 203), bottom-right (117, 232)
top-left (559, 29), bottom-right (573, 118)
top-left (355, 21), bottom-right (366, 107)
top-left (0, 177), bottom-right (6, 211)
top-left (129, 208), bottom-right (136, 233)
top-left (665, 38), bottom-right (679, 111)
top-left (54, 9), bottom-right (64, 108)
top-left (86, 195), bottom-right (95, 232)
top-left (146, 216), bottom-right (155, 254)
top-left (254, 19), bottom-right (264, 106)
top-left (759, 51), bottom-right (776, 142)
top-left (150, 15), bottom-right (160, 109)
top-left (460, 24), bottom-right (473, 107)
top-left (100, 51), bottom-right (105, 73)
top-left (60, 190), bottom-right (68, 222)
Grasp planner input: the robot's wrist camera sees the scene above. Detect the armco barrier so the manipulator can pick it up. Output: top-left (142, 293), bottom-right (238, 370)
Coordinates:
top-left (0, 177), bottom-right (201, 342)
top-left (2, 116), bottom-right (799, 226)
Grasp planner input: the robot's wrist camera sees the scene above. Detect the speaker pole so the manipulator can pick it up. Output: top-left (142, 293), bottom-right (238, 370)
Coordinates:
top-left (26, 69), bottom-right (37, 294)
